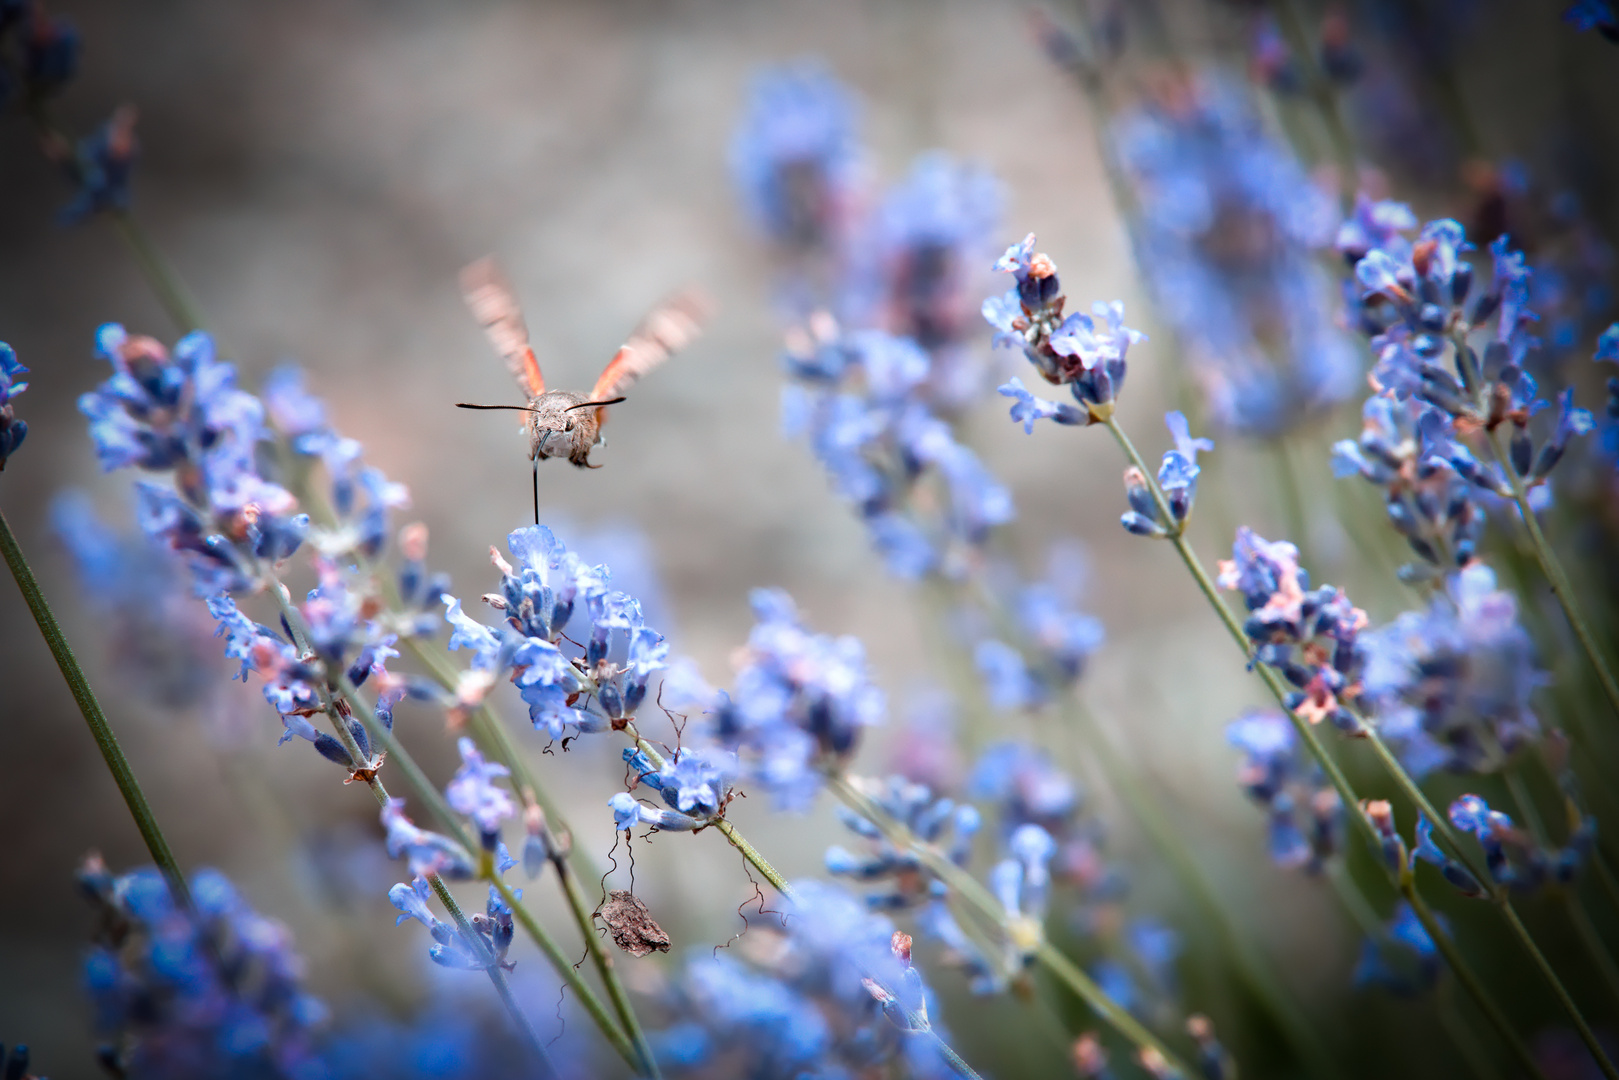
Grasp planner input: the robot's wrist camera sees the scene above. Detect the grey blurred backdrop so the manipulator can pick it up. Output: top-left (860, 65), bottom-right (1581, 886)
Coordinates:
top-left (5, 1), bottom-right (1611, 1075)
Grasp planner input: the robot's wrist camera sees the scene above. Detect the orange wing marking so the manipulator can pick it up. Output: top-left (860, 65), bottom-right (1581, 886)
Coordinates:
top-left (590, 288), bottom-right (712, 404)
top-left (461, 257), bottom-right (545, 398)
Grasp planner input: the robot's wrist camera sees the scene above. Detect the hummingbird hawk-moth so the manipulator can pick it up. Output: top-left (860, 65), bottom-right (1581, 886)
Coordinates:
top-left (455, 256), bottom-right (710, 522)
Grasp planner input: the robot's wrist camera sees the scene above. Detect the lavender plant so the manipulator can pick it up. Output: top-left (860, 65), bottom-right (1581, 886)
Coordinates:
top-left (5, 6), bottom-right (1619, 1080)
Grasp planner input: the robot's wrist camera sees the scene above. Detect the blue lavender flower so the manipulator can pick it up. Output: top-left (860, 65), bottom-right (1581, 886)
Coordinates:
top-left (969, 743), bottom-right (1124, 910)
top-left (1564, 1), bottom-right (1619, 41)
top-left (1218, 528), bottom-right (1368, 732)
top-left (710, 588), bottom-right (884, 808)
top-left (78, 854), bottom-right (327, 1080)
top-left (783, 319), bottom-right (1013, 578)
top-left (998, 377), bottom-right (1085, 432)
top-left (391, 878), bottom-right (515, 972)
top-left (1447, 794), bottom-right (1593, 892)
top-left (986, 236), bottom-right (1142, 419)
top-left (1353, 902), bottom-right (1444, 996)
top-left (262, 365), bottom-right (412, 562)
top-left (623, 744), bottom-right (738, 822)
top-left (650, 880), bottom-right (955, 1077)
top-left (1331, 392), bottom-right (1486, 568)
top-left (843, 153), bottom-right (1003, 404)
top-left (730, 62), bottom-right (860, 250)
top-left (446, 737), bottom-right (517, 845)
top-left (0, 341), bottom-right (26, 469)
top-left (79, 324), bottom-right (309, 592)
top-left (1410, 812), bottom-right (1485, 897)
top-left (1109, 74), bottom-right (1358, 436)
top-left (1119, 411), bottom-right (1215, 536)
top-left (1360, 563), bottom-right (1542, 778)
top-left (1090, 919), bottom-right (1183, 1023)
top-left (60, 105), bottom-right (137, 224)
top-left (825, 775), bottom-right (979, 912)
top-left (51, 491), bottom-right (224, 710)
top-left (381, 797), bottom-right (476, 880)
top-left (1, 2), bottom-right (79, 101)
top-left (608, 790), bottom-right (701, 833)
top-left (1225, 710), bottom-right (1343, 872)
top-left (1344, 216), bottom-right (1596, 528)
top-left (445, 523), bottom-right (674, 739)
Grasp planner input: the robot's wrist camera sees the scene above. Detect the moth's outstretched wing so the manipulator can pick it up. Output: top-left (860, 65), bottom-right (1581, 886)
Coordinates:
top-left (590, 288), bottom-right (712, 405)
top-left (461, 257), bottom-right (545, 398)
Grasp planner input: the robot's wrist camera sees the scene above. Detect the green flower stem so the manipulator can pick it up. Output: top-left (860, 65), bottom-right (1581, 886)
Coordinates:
top-left (542, 830), bottom-right (662, 1078)
top-left (1500, 768), bottom-right (1619, 1012)
top-left (486, 873), bottom-right (639, 1070)
top-left (1486, 427), bottom-right (1619, 723)
top-left (106, 211), bottom-right (208, 335)
top-left (1098, 414), bottom-right (1582, 1074)
top-left (397, 636), bottom-right (655, 1076)
top-left (1437, 976), bottom-right (1506, 1080)
top-left (1329, 866), bottom-right (1509, 1080)
top-left (620, 730), bottom-right (983, 1080)
top-left (0, 505), bottom-right (195, 914)
top-left (1270, 0), bottom-right (1358, 212)
top-left (1064, 698), bottom-right (1346, 1080)
top-left (1270, 437), bottom-right (1313, 569)
top-left (427, 872), bottom-right (559, 1080)
top-left (263, 579), bottom-right (638, 1072)
top-left (827, 773), bottom-right (1198, 1080)
top-left (1360, 727), bottom-right (1616, 1079)
top-left (1402, 883), bottom-right (1548, 1080)
top-left (1595, 855), bottom-right (1619, 920)
top-left (24, 102), bottom-right (207, 336)
top-left (394, 633), bottom-right (591, 875)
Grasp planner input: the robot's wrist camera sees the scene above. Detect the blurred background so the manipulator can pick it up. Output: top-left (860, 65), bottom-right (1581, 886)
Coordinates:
top-left (2, 1), bottom-right (1618, 1077)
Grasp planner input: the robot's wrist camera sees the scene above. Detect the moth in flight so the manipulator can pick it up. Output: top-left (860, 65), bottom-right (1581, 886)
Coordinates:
top-left (456, 257), bottom-right (710, 522)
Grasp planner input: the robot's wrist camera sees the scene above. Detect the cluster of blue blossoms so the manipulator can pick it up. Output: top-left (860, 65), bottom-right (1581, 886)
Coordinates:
top-left (0, 341), bottom-right (28, 469)
top-left (1108, 73), bottom-right (1360, 437)
top-left (987, 233), bottom-right (1216, 540)
top-left (652, 881), bottom-right (955, 1078)
top-left (1335, 206), bottom-right (1597, 569)
top-left (78, 854), bottom-right (327, 1080)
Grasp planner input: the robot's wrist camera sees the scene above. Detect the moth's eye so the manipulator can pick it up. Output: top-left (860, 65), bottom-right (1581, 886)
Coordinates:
top-left (564, 421), bottom-right (575, 432)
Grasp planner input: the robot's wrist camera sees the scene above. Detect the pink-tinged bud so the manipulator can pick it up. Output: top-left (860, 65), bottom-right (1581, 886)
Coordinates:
top-left (399, 522), bottom-right (429, 562)
top-left (861, 977), bottom-right (894, 1003)
top-left (489, 545), bottom-right (514, 576)
top-left (891, 930), bottom-right (913, 965)
top-left (1071, 1033), bottom-right (1107, 1076)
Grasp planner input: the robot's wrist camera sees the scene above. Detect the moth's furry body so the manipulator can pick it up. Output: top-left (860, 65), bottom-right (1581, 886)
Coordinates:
top-left (523, 389), bottom-right (603, 468)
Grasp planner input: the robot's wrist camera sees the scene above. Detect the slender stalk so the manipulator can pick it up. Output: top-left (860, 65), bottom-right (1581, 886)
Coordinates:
top-left (827, 773), bottom-right (1198, 1080)
top-left (106, 211), bottom-right (208, 334)
top-left (390, 632), bottom-right (655, 1074)
top-left (428, 873), bottom-right (560, 1080)
top-left (1437, 975), bottom-right (1505, 1080)
top-left (488, 873), bottom-right (639, 1070)
top-left (1066, 699), bottom-right (1345, 1080)
top-left (1501, 769), bottom-right (1619, 1011)
top-left (1596, 855), bottom-right (1619, 919)
top-left (1270, 0), bottom-right (1358, 212)
top-left (265, 579), bottom-right (639, 1071)
top-left (1403, 885), bottom-right (1548, 1080)
top-left (0, 505), bottom-right (195, 914)
top-left (1097, 414), bottom-right (1600, 1073)
top-left (1270, 437), bottom-right (1312, 568)
top-left (544, 834), bottom-right (661, 1078)
top-left (1487, 427), bottom-right (1619, 723)
top-left (621, 730), bottom-right (982, 1080)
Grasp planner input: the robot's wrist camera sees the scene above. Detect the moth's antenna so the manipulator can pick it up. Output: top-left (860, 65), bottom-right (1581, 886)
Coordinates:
top-left (532, 457), bottom-right (540, 526)
top-left (456, 403), bottom-right (542, 413)
top-left (564, 396), bottom-right (627, 412)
